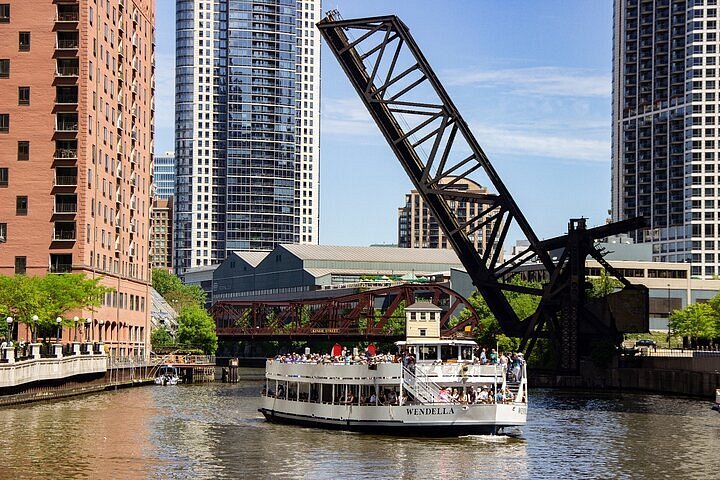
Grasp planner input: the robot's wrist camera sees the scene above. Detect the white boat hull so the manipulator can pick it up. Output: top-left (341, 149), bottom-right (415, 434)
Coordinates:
top-left (259, 397), bottom-right (526, 435)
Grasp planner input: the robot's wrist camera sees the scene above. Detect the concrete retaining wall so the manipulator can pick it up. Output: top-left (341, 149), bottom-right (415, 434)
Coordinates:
top-left (530, 355), bottom-right (720, 398)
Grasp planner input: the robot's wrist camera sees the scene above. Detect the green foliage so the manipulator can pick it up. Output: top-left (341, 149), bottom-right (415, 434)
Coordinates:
top-left (455, 276), bottom-right (540, 351)
top-left (151, 326), bottom-right (174, 349)
top-left (151, 268), bottom-right (184, 297)
top-left (176, 305), bottom-right (218, 354)
top-left (669, 302), bottom-right (718, 343)
top-left (382, 301), bottom-right (406, 335)
top-left (587, 270), bottom-right (623, 299)
top-left (152, 268), bottom-right (206, 310)
top-left (0, 274), bottom-right (110, 339)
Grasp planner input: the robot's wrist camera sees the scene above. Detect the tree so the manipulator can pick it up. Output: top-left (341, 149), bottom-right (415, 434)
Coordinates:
top-left (0, 275), bottom-right (42, 338)
top-left (176, 305), bottom-right (218, 354)
top-left (587, 270), bottom-right (623, 299)
top-left (151, 268), bottom-right (184, 297)
top-left (38, 274), bottom-right (108, 330)
top-left (152, 268), bottom-right (206, 310)
top-left (669, 302), bottom-right (717, 346)
top-left (454, 276), bottom-right (541, 352)
top-left (151, 326), bottom-right (174, 349)
top-left (0, 274), bottom-right (111, 340)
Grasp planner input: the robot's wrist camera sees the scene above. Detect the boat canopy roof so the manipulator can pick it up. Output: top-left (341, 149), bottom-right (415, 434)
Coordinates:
top-left (395, 339), bottom-right (478, 347)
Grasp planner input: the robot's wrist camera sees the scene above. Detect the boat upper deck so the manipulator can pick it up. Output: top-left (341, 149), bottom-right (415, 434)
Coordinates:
top-left (265, 359), bottom-right (511, 385)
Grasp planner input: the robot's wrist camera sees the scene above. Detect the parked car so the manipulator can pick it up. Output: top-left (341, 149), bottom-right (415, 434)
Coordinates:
top-left (634, 339), bottom-right (657, 348)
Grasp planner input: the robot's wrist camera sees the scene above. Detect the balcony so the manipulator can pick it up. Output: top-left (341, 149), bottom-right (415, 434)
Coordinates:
top-left (56, 90), bottom-right (78, 105)
top-left (56, 32), bottom-right (79, 50)
top-left (56, 60), bottom-right (79, 77)
top-left (56, 5), bottom-right (79, 22)
top-left (54, 148), bottom-right (77, 160)
top-left (54, 168), bottom-right (77, 186)
top-left (53, 222), bottom-right (76, 241)
top-left (54, 195), bottom-right (77, 214)
top-left (56, 113), bottom-right (78, 132)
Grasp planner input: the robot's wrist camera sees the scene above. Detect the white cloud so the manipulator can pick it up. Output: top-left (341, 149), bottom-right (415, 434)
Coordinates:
top-left (472, 123), bottom-right (609, 164)
top-left (444, 66), bottom-right (610, 98)
top-left (320, 97), bottom-right (609, 164)
top-left (321, 97), bottom-right (378, 137)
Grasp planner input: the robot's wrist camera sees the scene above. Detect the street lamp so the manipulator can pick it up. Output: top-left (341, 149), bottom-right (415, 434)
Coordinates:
top-left (85, 317), bottom-right (92, 342)
top-left (98, 319), bottom-right (104, 342)
top-left (6, 317), bottom-right (13, 343)
top-left (667, 283), bottom-right (672, 348)
top-left (31, 314), bottom-right (38, 343)
top-left (56, 317), bottom-right (62, 341)
top-left (73, 316), bottom-right (79, 342)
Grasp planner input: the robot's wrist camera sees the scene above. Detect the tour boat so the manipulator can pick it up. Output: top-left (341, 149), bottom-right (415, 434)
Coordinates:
top-left (258, 303), bottom-right (528, 436)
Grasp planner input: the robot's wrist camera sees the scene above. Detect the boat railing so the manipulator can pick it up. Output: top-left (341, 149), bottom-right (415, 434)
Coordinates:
top-left (402, 365), bottom-right (442, 404)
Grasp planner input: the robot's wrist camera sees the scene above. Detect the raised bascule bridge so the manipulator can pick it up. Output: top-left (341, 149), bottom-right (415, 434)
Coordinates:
top-left (212, 12), bottom-right (650, 372)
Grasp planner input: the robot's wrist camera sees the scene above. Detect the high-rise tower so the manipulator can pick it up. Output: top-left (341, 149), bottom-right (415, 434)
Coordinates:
top-left (174, 0), bottom-right (320, 274)
top-left (0, 0), bottom-right (155, 358)
top-left (612, 0), bottom-right (720, 277)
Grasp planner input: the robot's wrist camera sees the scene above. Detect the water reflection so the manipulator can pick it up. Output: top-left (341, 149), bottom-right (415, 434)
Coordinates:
top-left (0, 380), bottom-right (718, 479)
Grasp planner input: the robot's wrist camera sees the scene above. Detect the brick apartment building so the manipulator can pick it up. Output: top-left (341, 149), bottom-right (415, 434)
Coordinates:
top-left (0, 0), bottom-right (155, 359)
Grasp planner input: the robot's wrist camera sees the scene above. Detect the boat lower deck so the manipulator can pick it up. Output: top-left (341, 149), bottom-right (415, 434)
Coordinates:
top-left (259, 395), bottom-right (526, 436)
top-left (258, 407), bottom-right (519, 436)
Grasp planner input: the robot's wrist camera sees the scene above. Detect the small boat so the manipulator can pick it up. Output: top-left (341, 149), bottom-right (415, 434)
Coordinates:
top-left (155, 365), bottom-right (181, 386)
top-left (713, 388), bottom-right (720, 412)
top-left (258, 303), bottom-right (527, 436)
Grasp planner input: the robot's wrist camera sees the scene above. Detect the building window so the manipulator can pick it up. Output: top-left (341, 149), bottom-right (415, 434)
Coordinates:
top-left (0, 223), bottom-right (6, 243)
top-left (18, 86), bottom-right (29, 105)
top-left (15, 257), bottom-right (26, 275)
top-left (0, 168), bottom-right (7, 187)
top-left (16, 195), bottom-right (27, 215)
top-left (0, 59), bottom-right (8, 78)
top-left (0, 4), bottom-right (9, 23)
top-left (0, 114), bottom-right (8, 133)
top-left (17, 141), bottom-right (29, 160)
top-left (19, 32), bottom-right (30, 51)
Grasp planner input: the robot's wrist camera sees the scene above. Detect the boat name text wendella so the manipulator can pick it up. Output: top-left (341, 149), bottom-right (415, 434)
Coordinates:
top-left (406, 406), bottom-right (456, 415)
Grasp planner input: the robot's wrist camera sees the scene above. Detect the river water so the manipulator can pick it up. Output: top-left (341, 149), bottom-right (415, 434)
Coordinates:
top-left (0, 371), bottom-right (718, 479)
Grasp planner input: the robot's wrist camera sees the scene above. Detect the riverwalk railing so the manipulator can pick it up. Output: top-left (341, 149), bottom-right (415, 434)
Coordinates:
top-left (0, 342), bottom-right (107, 389)
top-left (636, 348), bottom-right (720, 358)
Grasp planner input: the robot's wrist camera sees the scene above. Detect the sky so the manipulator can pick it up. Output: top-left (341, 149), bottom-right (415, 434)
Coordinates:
top-left (153, 0), bottom-right (614, 249)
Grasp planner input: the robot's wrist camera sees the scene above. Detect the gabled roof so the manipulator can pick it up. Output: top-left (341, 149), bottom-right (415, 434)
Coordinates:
top-left (233, 250), bottom-right (271, 267)
top-left (406, 301), bottom-right (443, 311)
top-left (279, 244), bottom-right (462, 264)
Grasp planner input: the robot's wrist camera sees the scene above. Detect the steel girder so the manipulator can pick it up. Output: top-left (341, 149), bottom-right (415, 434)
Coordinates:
top-left (317, 13), bottom-right (649, 370)
top-left (211, 283), bottom-right (481, 340)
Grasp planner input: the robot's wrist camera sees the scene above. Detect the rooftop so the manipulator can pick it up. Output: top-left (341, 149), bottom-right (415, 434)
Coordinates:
top-left (279, 244), bottom-right (462, 264)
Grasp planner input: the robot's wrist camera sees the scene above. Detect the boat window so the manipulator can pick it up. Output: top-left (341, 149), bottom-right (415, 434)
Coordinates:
top-left (460, 346), bottom-right (473, 361)
top-left (419, 345), bottom-right (437, 361)
top-left (440, 344), bottom-right (457, 361)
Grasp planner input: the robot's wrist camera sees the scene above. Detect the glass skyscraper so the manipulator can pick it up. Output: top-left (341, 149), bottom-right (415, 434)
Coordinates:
top-left (612, 0), bottom-right (720, 277)
top-left (174, 0), bottom-right (320, 273)
top-left (153, 151), bottom-right (176, 200)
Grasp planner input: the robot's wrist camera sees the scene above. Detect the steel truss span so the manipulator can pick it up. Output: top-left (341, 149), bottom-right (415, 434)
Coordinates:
top-left (317, 13), bottom-right (649, 370)
top-left (212, 284), bottom-right (480, 341)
